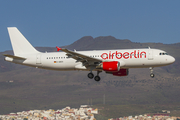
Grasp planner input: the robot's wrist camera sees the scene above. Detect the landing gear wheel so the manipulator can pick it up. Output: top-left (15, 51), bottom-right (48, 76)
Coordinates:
top-left (149, 67), bottom-right (155, 78)
top-left (94, 76), bottom-right (101, 81)
top-left (150, 73), bottom-right (155, 78)
top-left (88, 73), bottom-right (94, 79)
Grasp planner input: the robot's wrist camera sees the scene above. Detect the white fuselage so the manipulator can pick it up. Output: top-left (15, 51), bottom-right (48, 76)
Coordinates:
top-left (5, 48), bottom-right (175, 71)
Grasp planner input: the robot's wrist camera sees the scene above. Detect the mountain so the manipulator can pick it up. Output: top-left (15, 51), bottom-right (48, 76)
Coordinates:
top-left (0, 36), bottom-right (180, 117)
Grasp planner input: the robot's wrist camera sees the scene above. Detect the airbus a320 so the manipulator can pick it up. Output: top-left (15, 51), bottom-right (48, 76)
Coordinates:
top-left (4, 27), bottom-right (175, 81)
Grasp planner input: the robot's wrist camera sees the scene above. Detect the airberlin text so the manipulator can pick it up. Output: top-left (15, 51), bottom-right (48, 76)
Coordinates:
top-left (101, 50), bottom-right (146, 60)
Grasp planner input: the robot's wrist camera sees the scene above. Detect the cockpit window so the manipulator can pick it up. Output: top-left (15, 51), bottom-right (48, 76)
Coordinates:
top-left (159, 52), bottom-right (168, 55)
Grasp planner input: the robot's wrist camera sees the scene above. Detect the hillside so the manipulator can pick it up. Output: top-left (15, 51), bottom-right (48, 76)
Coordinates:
top-left (0, 36), bottom-right (180, 118)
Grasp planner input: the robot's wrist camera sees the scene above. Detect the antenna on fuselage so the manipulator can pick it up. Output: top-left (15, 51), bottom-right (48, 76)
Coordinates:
top-left (148, 46), bottom-right (151, 49)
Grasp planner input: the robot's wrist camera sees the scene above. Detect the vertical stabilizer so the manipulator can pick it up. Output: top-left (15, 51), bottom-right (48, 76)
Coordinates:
top-left (7, 27), bottom-right (40, 56)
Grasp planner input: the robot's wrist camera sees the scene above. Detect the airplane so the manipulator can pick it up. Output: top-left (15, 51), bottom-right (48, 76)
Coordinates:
top-left (4, 27), bottom-right (175, 81)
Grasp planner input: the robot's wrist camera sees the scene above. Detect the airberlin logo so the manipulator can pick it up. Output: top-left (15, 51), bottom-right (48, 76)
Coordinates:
top-left (101, 50), bottom-right (146, 60)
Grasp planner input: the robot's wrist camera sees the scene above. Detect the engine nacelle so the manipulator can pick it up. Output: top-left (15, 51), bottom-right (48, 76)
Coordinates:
top-left (112, 68), bottom-right (129, 76)
top-left (102, 61), bottom-right (120, 72)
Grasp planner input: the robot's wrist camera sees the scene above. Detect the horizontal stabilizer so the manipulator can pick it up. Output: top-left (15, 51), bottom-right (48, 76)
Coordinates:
top-left (3, 54), bottom-right (26, 60)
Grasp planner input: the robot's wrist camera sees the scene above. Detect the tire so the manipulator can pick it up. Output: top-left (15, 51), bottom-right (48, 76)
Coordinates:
top-left (88, 73), bottom-right (94, 79)
top-left (150, 73), bottom-right (155, 78)
top-left (94, 76), bottom-right (101, 81)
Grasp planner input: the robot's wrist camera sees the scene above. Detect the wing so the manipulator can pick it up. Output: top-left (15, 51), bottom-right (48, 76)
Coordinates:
top-left (58, 47), bottom-right (102, 67)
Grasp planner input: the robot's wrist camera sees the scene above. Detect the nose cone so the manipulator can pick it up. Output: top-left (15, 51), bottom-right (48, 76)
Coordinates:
top-left (168, 56), bottom-right (175, 64)
top-left (172, 56), bottom-right (175, 63)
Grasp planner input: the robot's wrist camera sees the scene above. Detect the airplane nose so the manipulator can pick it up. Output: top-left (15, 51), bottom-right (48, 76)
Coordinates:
top-left (171, 56), bottom-right (175, 63)
top-left (169, 56), bottom-right (175, 64)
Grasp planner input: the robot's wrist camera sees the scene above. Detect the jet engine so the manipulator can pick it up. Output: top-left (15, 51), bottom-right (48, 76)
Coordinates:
top-left (99, 61), bottom-right (120, 72)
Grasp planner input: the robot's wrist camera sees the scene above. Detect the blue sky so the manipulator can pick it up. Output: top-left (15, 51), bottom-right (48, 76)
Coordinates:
top-left (0, 0), bottom-right (180, 52)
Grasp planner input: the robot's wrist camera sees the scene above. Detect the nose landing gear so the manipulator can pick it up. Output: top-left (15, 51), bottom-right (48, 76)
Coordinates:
top-left (149, 67), bottom-right (155, 78)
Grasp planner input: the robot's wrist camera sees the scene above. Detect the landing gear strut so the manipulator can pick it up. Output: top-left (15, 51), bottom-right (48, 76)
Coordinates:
top-left (149, 67), bottom-right (155, 78)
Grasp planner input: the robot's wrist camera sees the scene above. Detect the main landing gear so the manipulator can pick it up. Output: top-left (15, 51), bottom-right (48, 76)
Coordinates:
top-left (87, 71), bottom-right (101, 81)
top-left (87, 72), bottom-right (94, 79)
top-left (149, 67), bottom-right (155, 78)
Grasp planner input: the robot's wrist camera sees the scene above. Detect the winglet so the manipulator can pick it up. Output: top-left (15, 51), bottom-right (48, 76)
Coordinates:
top-left (56, 46), bottom-right (61, 51)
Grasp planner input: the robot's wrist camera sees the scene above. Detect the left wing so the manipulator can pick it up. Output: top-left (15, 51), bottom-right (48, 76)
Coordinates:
top-left (56, 47), bottom-right (102, 66)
